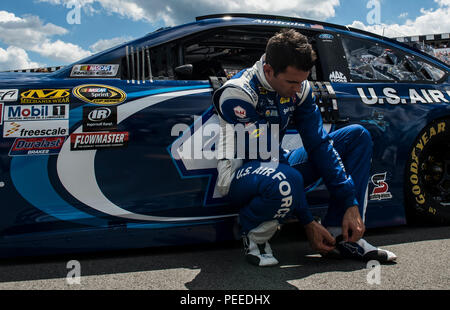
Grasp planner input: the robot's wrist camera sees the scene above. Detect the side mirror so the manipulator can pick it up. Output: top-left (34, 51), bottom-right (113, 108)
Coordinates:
top-left (175, 64), bottom-right (193, 78)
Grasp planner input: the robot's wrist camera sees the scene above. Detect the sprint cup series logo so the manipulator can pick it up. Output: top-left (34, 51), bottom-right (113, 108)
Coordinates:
top-left (21, 89), bottom-right (70, 104)
top-left (73, 84), bottom-right (126, 105)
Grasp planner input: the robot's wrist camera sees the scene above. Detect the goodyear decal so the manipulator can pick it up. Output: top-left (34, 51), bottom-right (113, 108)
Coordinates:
top-left (73, 84), bottom-right (126, 105)
top-left (409, 121), bottom-right (446, 208)
top-left (21, 89), bottom-right (70, 104)
top-left (358, 87), bottom-right (450, 105)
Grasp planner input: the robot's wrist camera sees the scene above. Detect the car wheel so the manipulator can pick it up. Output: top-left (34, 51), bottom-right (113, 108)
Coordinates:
top-left (405, 118), bottom-right (450, 225)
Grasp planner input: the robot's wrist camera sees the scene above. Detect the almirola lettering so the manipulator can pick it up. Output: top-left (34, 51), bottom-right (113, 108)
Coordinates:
top-left (170, 117), bottom-right (280, 161)
top-left (357, 87), bottom-right (450, 105)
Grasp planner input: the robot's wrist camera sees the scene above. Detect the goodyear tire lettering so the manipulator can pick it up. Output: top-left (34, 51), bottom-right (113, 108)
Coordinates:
top-left (406, 119), bottom-right (450, 224)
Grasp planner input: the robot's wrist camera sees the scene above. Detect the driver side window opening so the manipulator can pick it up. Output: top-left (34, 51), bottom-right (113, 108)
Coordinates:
top-left (342, 36), bottom-right (446, 83)
top-left (121, 27), bottom-right (323, 82)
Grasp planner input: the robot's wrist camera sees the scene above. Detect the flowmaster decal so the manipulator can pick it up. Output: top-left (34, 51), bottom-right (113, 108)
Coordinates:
top-left (70, 132), bottom-right (129, 150)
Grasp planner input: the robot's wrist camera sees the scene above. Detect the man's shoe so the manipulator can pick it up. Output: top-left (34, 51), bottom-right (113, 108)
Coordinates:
top-left (335, 235), bottom-right (397, 263)
top-left (243, 235), bottom-right (279, 267)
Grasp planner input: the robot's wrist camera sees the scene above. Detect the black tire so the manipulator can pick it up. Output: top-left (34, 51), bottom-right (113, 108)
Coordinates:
top-left (405, 118), bottom-right (450, 225)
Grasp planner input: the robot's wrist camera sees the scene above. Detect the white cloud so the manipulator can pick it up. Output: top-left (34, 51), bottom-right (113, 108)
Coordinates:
top-left (37, 0), bottom-right (341, 25)
top-left (89, 36), bottom-right (133, 53)
top-left (0, 46), bottom-right (41, 71)
top-left (37, 40), bottom-right (92, 63)
top-left (349, 0), bottom-right (450, 37)
top-left (0, 10), bottom-right (92, 68)
top-left (0, 11), bottom-right (68, 49)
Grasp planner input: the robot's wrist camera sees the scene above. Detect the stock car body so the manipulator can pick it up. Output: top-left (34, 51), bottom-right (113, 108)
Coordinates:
top-left (0, 14), bottom-right (449, 257)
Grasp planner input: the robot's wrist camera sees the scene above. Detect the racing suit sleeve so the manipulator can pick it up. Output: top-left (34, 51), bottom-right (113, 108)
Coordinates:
top-left (293, 82), bottom-right (359, 212)
top-left (217, 87), bottom-right (283, 163)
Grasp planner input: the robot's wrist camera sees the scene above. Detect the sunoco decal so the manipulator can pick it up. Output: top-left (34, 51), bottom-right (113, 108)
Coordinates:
top-left (358, 87), bottom-right (450, 105)
top-left (20, 89), bottom-right (70, 104)
top-left (70, 132), bottom-right (129, 150)
top-left (370, 172), bottom-right (392, 200)
top-left (9, 137), bottom-right (65, 156)
top-left (73, 84), bottom-right (126, 105)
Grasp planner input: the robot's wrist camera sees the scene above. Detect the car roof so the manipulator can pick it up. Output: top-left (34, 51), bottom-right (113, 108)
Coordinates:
top-left (194, 13), bottom-right (449, 69)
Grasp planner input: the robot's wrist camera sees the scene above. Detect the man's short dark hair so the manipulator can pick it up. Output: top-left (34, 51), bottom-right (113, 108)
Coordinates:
top-left (265, 29), bottom-right (317, 75)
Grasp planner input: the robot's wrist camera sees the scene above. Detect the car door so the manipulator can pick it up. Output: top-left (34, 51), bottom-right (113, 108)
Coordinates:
top-left (328, 33), bottom-right (449, 227)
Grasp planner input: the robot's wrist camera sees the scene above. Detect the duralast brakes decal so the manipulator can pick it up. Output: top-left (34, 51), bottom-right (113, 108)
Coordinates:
top-left (9, 137), bottom-right (65, 156)
top-left (20, 89), bottom-right (70, 104)
top-left (70, 132), bottom-right (129, 151)
top-left (370, 172), bottom-right (393, 200)
top-left (357, 87), bottom-right (450, 105)
top-left (409, 121), bottom-right (446, 206)
top-left (73, 84), bottom-right (126, 105)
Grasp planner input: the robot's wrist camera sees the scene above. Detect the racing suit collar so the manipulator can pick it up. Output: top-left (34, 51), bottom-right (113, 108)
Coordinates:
top-left (254, 54), bottom-right (275, 92)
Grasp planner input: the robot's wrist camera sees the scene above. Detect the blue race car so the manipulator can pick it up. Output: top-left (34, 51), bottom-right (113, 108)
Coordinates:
top-left (0, 14), bottom-right (449, 257)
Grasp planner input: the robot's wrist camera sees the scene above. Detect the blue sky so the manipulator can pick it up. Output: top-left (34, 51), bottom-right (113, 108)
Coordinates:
top-left (0, 0), bottom-right (448, 70)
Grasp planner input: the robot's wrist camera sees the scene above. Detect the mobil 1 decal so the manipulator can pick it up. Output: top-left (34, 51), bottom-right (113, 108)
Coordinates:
top-left (83, 106), bottom-right (117, 132)
top-left (4, 104), bottom-right (68, 121)
top-left (357, 86), bottom-right (450, 105)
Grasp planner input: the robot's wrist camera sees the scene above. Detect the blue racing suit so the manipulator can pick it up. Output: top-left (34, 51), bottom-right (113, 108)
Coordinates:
top-left (213, 55), bottom-right (372, 234)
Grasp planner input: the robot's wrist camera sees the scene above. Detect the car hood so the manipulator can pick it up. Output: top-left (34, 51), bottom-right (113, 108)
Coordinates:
top-left (0, 72), bottom-right (53, 86)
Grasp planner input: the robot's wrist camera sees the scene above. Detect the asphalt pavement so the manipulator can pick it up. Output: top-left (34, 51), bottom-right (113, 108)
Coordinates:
top-left (0, 224), bottom-right (448, 290)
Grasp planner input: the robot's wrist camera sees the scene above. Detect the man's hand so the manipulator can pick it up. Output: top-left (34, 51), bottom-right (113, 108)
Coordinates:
top-left (342, 205), bottom-right (365, 242)
top-left (304, 221), bottom-right (336, 254)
